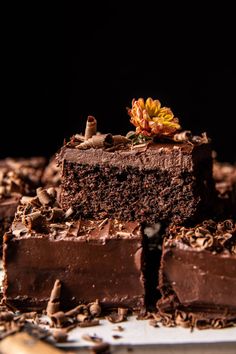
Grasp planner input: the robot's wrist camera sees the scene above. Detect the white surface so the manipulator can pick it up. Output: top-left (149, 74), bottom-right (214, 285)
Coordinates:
top-left (57, 315), bottom-right (236, 348)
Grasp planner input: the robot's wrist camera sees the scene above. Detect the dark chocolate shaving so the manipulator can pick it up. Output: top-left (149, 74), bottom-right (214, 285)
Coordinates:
top-left (46, 279), bottom-right (61, 316)
top-left (78, 319), bottom-right (100, 327)
top-left (65, 304), bottom-right (88, 317)
top-left (106, 308), bottom-right (128, 323)
top-left (82, 334), bottom-right (103, 343)
top-left (36, 187), bottom-right (53, 206)
top-left (112, 135), bottom-right (131, 146)
top-left (149, 319), bottom-right (159, 327)
top-left (112, 334), bottom-right (122, 339)
top-left (46, 208), bottom-right (64, 222)
top-left (167, 219), bottom-right (236, 253)
top-left (89, 300), bottom-right (101, 317)
top-left (76, 134), bottom-right (113, 150)
top-left (173, 130), bottom-right (192, 142)
top-left (50, 311), bottom-right (69, 328)
top-left (23, 211), bottom-right (47, 232)
top-left (112, 325), bottom-right (124, 332)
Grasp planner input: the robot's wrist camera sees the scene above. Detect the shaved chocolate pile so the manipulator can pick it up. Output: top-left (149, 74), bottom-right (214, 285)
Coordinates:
top-left (0, 304), bottom-right (49, 341)
top-left (0, 157), bottom-right (46, 197)
top-left (0, 157), bottom-right (46, 253)
top-left (166, 219), bottom-right (236, 253)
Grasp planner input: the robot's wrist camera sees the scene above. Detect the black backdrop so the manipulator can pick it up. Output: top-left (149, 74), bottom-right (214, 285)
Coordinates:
top-left (2, 2), bottom-right (235, 163)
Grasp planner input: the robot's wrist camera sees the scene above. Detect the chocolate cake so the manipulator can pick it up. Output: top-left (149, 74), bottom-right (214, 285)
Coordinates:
top-left (2, 97), bottom-right (235, 329)
top-left (157, 220), bottom-right (236, 328)
top-left (0, 157), bottom-right (46, 252)
top-left (3, 188), bottom-right (146, 312)
top-left (59, 137), bottom-right (215, 225)
top-left (58, 101), bottom-right (217, 225)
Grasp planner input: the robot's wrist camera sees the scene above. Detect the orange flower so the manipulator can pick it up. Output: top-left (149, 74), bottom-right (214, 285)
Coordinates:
top-left (128, 97), bottom-right (181, 137)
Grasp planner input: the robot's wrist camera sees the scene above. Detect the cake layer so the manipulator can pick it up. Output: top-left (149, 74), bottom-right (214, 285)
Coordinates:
top-left (3, 191), bottom-right (145, 312)
top-left (59, 140), bottom-right (215, 225)
top-left (157, 220), bottom-right (236, 328)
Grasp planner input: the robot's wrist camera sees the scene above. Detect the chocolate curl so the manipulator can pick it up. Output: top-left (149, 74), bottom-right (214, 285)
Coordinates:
top-left (112, 135), bottom-right (130, 145)
top-left (173, 130), bottom-right (192, 142)
top-left (47, 187), bottom-right (57, 198)
top-left (195, 235), bottom-right (214, 249)
top-left (65, 304), bottom-right (88, 317)
top-left (84, 115), bottom-right (97, 140)
top-left (106, 308), bottom-right (128, 323)
top-left (76, 313), bottom-right (89, 322)
top-left (89, 300), bottom-right (101, 317)
top-left (23, 211), bottom-right (45, 231)
top-left (67, 220), bottom-right (81, 237)
top-left (46, 279), bottom-right (61, 316)
top-left (21, 196), bottom-right (40, 206)
top-left (191, 132), bottom-right (210, 144)
top-left (47, 208), bottom-right (64, 222)
top-left (64, 207), bottom-right (74, 219)
top-left (76, 133), bottom-right (113, 150)
top-left (36, 187), bottom-right (52, 206)
top-left (78, 319), bottom-right (100, 328)
top-left (50, 311), bottom-right (68, 328)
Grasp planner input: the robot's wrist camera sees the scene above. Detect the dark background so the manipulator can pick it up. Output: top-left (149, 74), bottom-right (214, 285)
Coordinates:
top-left (2, 2), bottom-right (235, 162)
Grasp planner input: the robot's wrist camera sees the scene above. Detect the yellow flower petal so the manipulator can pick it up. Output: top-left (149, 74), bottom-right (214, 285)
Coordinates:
top-left (128, 97), bottom-right (181, 138)
top-left (137, 98), bottom-right (145, 110)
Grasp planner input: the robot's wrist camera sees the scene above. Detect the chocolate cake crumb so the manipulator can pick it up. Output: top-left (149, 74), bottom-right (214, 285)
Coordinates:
top-left (112, 334), bottom-right (122, 339)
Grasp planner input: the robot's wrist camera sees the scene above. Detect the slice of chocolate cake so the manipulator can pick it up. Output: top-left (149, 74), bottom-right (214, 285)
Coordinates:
top-left (157, 220), bottom-right (236, 328)
top-left (3, 188), bottom-right (146, 312)
top-left (58, 126), bottom-right (215, 226)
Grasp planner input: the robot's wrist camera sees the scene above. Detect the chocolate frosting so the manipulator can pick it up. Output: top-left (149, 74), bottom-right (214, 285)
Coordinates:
top-left (59, 142), bottom-right (211, 171)
top-left (160, 245), bottom-right (236, 309)
top-left (4, 233), bottom-right (144, 311)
